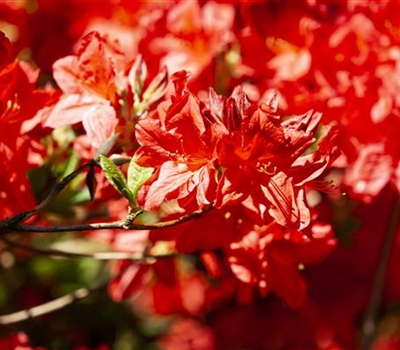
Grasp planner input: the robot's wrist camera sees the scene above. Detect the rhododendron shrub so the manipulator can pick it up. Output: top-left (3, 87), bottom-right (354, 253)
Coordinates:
top-left (1, 1), bottom-right (400, 349)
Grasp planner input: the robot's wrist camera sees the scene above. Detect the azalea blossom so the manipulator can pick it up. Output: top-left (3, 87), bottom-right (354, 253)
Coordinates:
top-left (148, 1), bottom-right (235, 80)
top-left (136, 72), bottom-right (337, 230)
top-left (228, 220), bottom-right (336, 308)
top-left (38, 31), bottom-right (168, 153)
top-left (40, 31), bottom-right (122, 150)
top-left (0, 36), bottom-right (57, 219)
top-left (213, 88), bottom-right (337, 229)
top-left (135, 72), bottom-right (221, 211)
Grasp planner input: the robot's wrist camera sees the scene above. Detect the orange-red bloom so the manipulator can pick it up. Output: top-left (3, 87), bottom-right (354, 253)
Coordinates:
top-left (213, 88), bottom-right (337, 229)
top-left (136, 72), bottom-right (338, 230)
top-left (0, 35), bottom-right (58, 219)
top-left (135, 73), bottom-right (221, 211)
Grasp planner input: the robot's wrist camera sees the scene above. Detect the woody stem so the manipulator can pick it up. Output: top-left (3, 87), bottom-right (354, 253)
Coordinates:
top-left (360, 199), bottom-right (400, 349)
top-left (0, 161), bottom-right (95, 230)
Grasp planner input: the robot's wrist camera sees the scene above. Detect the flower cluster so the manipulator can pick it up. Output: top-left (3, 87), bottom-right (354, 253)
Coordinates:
top-left (136, 73), bottom-right (337, 225)
top-left (1, 1), bottom-right (400, 349)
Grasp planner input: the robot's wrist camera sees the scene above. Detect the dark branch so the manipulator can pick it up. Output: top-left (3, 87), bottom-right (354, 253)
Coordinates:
top-left (9, 207), bottom-right (210, 234)
top-left (0, 286), bottom-right (98, 325)
top-left (1, 161), bottom-right (94, 230)
top-left (360, 199), bottom-right (400, 349)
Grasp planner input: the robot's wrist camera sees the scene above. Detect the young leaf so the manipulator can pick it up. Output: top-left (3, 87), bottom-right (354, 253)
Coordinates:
top-left (99, 155), bottom-right (133, 202)
top-left (127, 157), bottom-right (154, 206)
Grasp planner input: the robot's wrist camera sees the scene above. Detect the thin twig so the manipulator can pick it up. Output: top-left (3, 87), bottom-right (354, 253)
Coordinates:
top-left (13, 220), bottom-right (126, 233)
top-left (0, 272), bottom-right (111, 327)
top-left (0, 235), bottom-right (186, 262)
top-left (1, 162), bottom-right (94, 230)
top-left (0, 287), bottom-right (92, 325)
top-left (10, 207), bottom-right (210, 234)
top-left (360, 199), bottom-right (400, 350)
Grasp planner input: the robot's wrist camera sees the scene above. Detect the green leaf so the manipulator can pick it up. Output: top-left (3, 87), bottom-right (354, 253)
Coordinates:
top-left (127, 157), bottom-right (154, 206)
top-left (99, 155), bottom-right (133, 202)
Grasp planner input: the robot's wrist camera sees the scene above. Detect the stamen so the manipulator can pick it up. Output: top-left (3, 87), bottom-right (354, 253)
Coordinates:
top-left (256, 161), bottom-right (277, 176)
top-left (168, 140), bottom-right (207, 167)
top-left (6, 94), bottom-right (21, 113)
top-left (168, 139), bottom-right (189, 162)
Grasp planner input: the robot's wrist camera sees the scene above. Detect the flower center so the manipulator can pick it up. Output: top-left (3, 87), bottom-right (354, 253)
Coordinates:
top-left (256, 161), bottom-right (277, 176)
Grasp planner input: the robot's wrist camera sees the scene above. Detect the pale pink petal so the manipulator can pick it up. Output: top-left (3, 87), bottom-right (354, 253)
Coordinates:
top-left (82, 103), bottom-right (118, 149)
top-left (371, 94), bottom-right (392, 124)
top-left (267, 49), bottom-right (312, 81)
top-left (53, 56), bottom-right (83, 94)
top-left (344, 143), bottom-right (392, 202)
top-left (43, 94), bottom-right (106, 128)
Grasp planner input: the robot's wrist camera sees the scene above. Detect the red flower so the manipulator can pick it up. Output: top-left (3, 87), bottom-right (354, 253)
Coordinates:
top-left (214, 89), bottom-right (337, 229)
top-left (40, 31), bottom-right (169, 153)
top-left (136, 73), bottom-right (337, 228)
top-left (228, 220), bottom-right (336, 308)
top-left (0, 55), bottom-right (58, 219)
top-left (135, 72), bottom-right (221, 211)
top-left (41, 31), bottom-right (123, 150)
top-left (158, 318), bottom-right (215, 350)
top-left (147, 0), bottom-right (235, 80)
